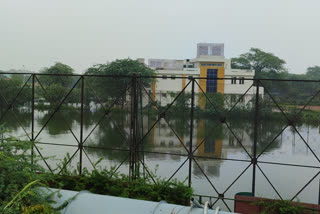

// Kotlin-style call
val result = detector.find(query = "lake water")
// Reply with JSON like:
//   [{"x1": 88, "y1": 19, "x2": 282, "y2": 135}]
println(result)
[{"x1": 2, "y1": 108, "x2": 320, "y2": 211}]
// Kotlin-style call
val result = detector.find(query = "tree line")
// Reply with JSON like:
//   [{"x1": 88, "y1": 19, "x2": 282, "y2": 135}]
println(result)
[
  {"x1": 0, "y1": 59, "x2": 154, "y2": 110},
  {"x1": 232, "y1": 48, "x2": 320, "y2": 105},
  {"x1": 1, "y1": 49, "x2": 319, "y2": 110}
]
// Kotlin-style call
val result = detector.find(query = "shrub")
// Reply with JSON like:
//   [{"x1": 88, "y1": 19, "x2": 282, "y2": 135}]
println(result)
[{"x1": 0, "y1": 131, "x2": 60, "y2": 213}]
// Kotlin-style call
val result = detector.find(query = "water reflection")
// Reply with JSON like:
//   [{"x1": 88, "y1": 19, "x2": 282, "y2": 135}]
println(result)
[
  {"x1": 0, "y1": 109, "x2": 31, "y2": 132},
  {"x1": 37, "y1": 110, "x2": 80, "y2": 135},
  {"x1": 2, "y1": 108, "x2": 320, "y2": 204},
  {"x1": 1, "y1": 109, "x2": 313, "y2": 161}
]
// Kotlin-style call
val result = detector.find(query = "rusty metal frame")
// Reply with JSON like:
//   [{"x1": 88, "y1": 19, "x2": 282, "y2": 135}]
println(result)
[
  {"x1": 2, "y1": 72, "x2": 320, "y2": 212},
  {"x1": 255, "y1": 80, "x2": 320, "y2": 202},
  {"x1": 133, "y1": 77, "x2": 193, "y2": 184}
]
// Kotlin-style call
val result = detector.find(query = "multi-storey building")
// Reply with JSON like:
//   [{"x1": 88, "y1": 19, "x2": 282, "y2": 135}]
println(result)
[
  {"x1": 136, "y1": 44, "x2": 264, "y2": 171},
  {"x1": 138, "y1": 43, "x2": 263, "y2": 107}
]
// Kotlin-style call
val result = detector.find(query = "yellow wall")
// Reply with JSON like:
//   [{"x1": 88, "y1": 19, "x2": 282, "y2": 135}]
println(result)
[
  {"x1": 196, "y1": 120, "x2": 222, "y2": 157},
  {"x1": 180, "y1": 74, "x2": 187, "y2": 147},
  {"x1": 152, "y1": 78, "x2": 156, "y2": 102},
  {"x1": 182, "y1": 74, "x2": 186, "y2": 90},
  {"x1": 196, "y1": 139, "x2": 222, "y2": 157},
  {"x1": 198, "y1": 62, "x2": 225, "y2": 108}
]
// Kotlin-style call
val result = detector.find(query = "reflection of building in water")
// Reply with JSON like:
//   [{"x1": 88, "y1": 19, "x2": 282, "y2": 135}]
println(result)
[
  {"x1": 195, "y1": 120, "x2": 253, "y2": 158},
  {"x1": 147, "y1": 118, "x2": 254, "y2": 158},
  {"x1": 195, "y1": 120, "x2": 223, "y2": 158},
  {"x1": 192, "y1": 120, "x2": 253, "y2": 177},
  {"x1": 193, "y1": 159, "x2": 222, "y2": 177},
  {"x1": 139, "y1": 43, "x2": 264, "y2": 108},
  {"x1": 147, "y1": 118, "x2": 199, "y2": 155},
  {"x1": 146, "y1": 118, "x2": 254, "y2": 177}
]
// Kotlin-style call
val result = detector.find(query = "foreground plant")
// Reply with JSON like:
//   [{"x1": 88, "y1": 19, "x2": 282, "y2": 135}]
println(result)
[
  {"x1": 0, "y1": 132, "x2": 61, "y2": 213},
  {"x1": 255, "y1": 199, "x2": 310, "y2": 214},
  {"x1": 0, "y1": 130, "x2": 193, "y2": 213},
  {"x1": 49, "y1": 162, "x2": 193, "y2": 206}
]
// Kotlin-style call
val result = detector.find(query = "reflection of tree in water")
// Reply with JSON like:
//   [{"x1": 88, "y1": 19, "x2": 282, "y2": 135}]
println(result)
[
  {"x1": 192, "y1": 118, "x2": 287, "y2": 177},
  {"x1": 5, "y1": 108, "x2": 315, "y2": 170},
  {"x1": 256, "y1": 121, "x2": 284, "y2": 154},
  {"x1": 38, "y1": 110, "x2": 80, "y2": 136},
  {"x1": 171, "y1": 116, "x2": 190, "y2": 139},
  {"x1": 143, "y1": 152, "x2": 182, "y2": 161},
  {"x1": 3, "y1": 108, "x2": 292, "y2": 154},
  {"x1": 85, "y1": 111, "x2": 131, "y2": 161},
  {"x1": 0, "y1": 74, "x2": 32, "y2": 109},
  {"x1": 226, "y1": 119, "x2": 284, "y2": 155},
  {"x1": 85, "y1": 147, "x2": 130, "y2": 163},
  {"x1": 0, "y1": 109, "x2": 31, "y2": 132},
  {"x1": 83, "y1": 110, "x2": 105, "y2": 130}
]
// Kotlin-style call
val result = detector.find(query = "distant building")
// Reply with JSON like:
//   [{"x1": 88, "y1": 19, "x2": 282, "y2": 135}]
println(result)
[{"x1": 138, "y1": 43, "x2": 263, "y2": 107}]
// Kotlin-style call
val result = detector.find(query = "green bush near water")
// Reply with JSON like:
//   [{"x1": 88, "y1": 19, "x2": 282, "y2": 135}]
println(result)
[
  {"x1": 0, "y1": 130, "x2": 193, "y2": 213},
  {"x1": 254, "y1": 199, "x2": 312, "y2": 214},
  {"x1": 0, "y1": 134, "x2": 62, "y2": 213},
  {"x1": 48, "y1": 172, "x2": 192, "y2": 206}
]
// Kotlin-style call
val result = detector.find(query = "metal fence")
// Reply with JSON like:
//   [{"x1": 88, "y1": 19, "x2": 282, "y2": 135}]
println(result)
[{"x1": 1, "y1": 72, "x2": 320, "y2": 211}]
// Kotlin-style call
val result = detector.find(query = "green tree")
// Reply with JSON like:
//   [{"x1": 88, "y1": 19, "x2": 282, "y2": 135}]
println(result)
[
  {"x1": 86, "y1": 58, "x2": 154, "y2": 85},
  {"x1": 37, "y1": 63, "x2": 77, "y2": 105},
  {"x1": 202, "y1": 93, "x2": 225, "y2": 114},
  {"x1": 38, "y1": 62, "x2": 74, "y2": 87},
  {"x1": 231, "y1": 48, "x2": 286, "y2": 78},
  {"x1": 0, "y1": 74, "x2": 31, "y2": 110},
  {"x1": 85, "y1": 59, "x2": 155, "y2": 107},
  {"x1": 306, "y1": 66, "x2": 320, "y2": 80}
]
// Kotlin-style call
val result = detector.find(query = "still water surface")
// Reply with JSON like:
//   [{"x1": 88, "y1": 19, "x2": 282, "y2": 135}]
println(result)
[{"x1": 2, "y1": 109, "x2": 320, "y2": 210}]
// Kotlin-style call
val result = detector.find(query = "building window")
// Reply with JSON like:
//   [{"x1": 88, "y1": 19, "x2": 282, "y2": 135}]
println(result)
[
  {"x1": 231, "y1": 77, "x2": 237, "y2": 84},
  {"x1": 201, "y1": 63, "x2": 223, "y2": 67},
  {"x1": 206, "y1": 69, "x2": 217, "y2": 93},
  {"x1": 239, "y1": 77, "x2": 245, "y2": 84},
  {"x1": 162, "y1": 93, "x2": 167, "y2": 98}
]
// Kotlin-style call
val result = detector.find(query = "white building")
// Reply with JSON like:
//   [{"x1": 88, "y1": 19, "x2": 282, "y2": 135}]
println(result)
[{"x1": 138, "y1": 43, "x2": 263, "y2": 108}]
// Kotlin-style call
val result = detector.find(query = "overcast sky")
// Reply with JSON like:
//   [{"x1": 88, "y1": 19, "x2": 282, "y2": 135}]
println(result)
[{"x1": 0, "y1": 0, "x2": 319, "y2": 74}]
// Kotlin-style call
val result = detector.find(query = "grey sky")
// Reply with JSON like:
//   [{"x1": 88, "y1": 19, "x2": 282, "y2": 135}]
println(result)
[{"x1": 0, "y1": 0, "x2": 319, "y2": 74}]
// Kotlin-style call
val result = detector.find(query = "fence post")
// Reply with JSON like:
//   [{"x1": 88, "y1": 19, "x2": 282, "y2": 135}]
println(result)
[
  {"x1": 130, "y1": 74, "x2": 138, "y2": 181},
  {"x1": 31, "y1": 74, "x2": 35, "y2": 165},
  {"x1": 318, "y1": 178, "x2": 320, "y2": 205},
  {"x1": 188, "y1": 78, "x2": 195, "y2": 188},
  {"x1": 139, "y1": 80, "x2": 145, "y2": 179},
  {"x1": 79, "y1": 76, "x2": 84, "y2": 175},
  {"x1": 252, "y1": 79, "x2": 260, "y2": 196}
]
